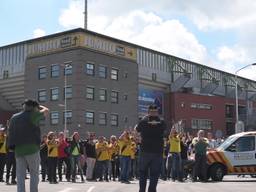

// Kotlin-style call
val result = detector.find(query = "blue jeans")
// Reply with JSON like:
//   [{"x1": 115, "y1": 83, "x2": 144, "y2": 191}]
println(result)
[
  {"x1": 70, "y1": 155, "x2": 84, "y2": 181},
  {"x1": 120, "y1": 156, "x2": 131, "y2": 182},
  {"x1": 16, "y1": 151, "x2": 40, "y2": 192},
  {"x1": 171, "y1": 153, "x2": 181, "y2": 180},
  {"x1": 139, "y1": 152, "x2": 162, "y2": 192},
  {"x1": 160, "y1": 158, "x2": 167, "y2": 179}
]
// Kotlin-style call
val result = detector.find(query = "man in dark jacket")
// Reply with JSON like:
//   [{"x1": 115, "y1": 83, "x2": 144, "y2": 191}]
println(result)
[
  {"x1": 135, "y1": 105, "x2": 167, "y2": 192},
  {"x1": 7, "y1": 99, "x2": 49, "y2": 192}
]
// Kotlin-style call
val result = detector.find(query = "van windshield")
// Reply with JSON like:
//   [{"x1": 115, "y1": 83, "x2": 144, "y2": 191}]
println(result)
[{"x1": 217, "y1": 135, "x2": 237, "y2": 151}]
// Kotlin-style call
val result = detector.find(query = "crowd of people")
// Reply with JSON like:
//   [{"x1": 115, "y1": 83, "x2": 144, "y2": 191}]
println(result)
[
  {"x1": 0, "y1": 122, "x2": 224, "y2": 185},
  {"x1": 0, "y1": 100, "x2": 225, "y2": 192}
]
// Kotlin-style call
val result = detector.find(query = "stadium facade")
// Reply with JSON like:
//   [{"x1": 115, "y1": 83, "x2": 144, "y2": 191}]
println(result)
[{"x1": 0, "y1": 28, "x2": 256, "y2": 137}]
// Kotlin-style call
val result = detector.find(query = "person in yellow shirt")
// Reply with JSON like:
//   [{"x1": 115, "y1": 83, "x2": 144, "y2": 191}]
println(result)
[
  {"x1": 0, "y1": 127, "x2": 7, "y2": 182},
  {"x1": 118, "y1": 131, "x2": 132, "y2": 183},
  {"x1": 47, "y1": 132, "x2": 59, "y2": 184},
  {"x1": 129, "y1": 137, "x2": 137, "y2": 180},
  {"x1": 168, "y1": 128, "x2": 182, "y2": 182},
  {"x1": 108, "y1": 135, "x2": 119, "y2": 181},
  {"x1": 95, "y1": 136, "x2": 110, "y2": 181}
]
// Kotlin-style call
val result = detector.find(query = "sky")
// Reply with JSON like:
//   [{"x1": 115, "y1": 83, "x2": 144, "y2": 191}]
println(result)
[{"x1": 1, "y1": 0, "x2": 256, "y2": 80}]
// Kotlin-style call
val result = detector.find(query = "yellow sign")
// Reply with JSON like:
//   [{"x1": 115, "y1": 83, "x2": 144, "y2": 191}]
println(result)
[
  {"x1": 83, "y1": 34, "x2": 136, "y2": 60},
  {"x1": 27, "y1": 32, "x2": 137, "y2": 61}
]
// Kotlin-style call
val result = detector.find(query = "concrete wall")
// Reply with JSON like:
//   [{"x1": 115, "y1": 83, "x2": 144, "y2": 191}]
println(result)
[{"x1": 25, "y1": 48, "x2": 138, "y2": 138}]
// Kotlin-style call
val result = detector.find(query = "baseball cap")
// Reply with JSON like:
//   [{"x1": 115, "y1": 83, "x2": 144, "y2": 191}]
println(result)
[{"x1": 22, "y1": 99, "x2": 39, "y2": 108}]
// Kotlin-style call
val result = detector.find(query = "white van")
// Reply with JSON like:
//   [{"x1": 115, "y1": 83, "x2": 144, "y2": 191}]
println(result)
[{"x1": 207, "y1": 131, "x2": 256, "y2": 181}]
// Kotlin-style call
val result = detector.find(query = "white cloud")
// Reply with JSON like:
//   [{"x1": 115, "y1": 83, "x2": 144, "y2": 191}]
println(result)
[
  {"x1": 59, "y1": 0, "x2": 84, "y2": 28},
  {"x1": 33, "y1": 28, "x2": 46, "y2": 38},
  {"x1": 87, "y1": 0, "x2": 256, "y2": 31},
  {"x1": 59, "y1": 1, "x2": 207, "y2": 64},
  {"x1": 215, "y1": 45, "x2": 256, "y2": 80},
  {"x1": 58, "y1": 0, "x2": 256, "y2": 80}
]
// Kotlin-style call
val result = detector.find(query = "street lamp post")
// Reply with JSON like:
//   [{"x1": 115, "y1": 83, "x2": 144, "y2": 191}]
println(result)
[
  {"x1": 235, "y1": 63, "x2": 256, "y2": 133},
  {"x1": 63, "y1": 63, "x2": 72, "y2": 137}
]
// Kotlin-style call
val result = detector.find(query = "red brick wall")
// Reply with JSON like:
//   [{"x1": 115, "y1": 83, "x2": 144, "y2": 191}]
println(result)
[
  {"x1": 0, "y1": 111, "x2": 14, "y2": 127},
  {"x1": 169, "y1": 92, "x2": 250, "y2": 137}
]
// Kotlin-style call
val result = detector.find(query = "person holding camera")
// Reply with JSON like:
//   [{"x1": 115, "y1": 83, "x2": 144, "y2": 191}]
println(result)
[
  {"x1": 7, "y1": 99, "x2": 49, "y2": 192},
  {"x1": 135, "y1": 104, "x2": 167, "y2": 192}
]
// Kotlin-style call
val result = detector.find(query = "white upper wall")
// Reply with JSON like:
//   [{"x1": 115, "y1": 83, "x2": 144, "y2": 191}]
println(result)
[{"x1": 0, "y1": 43, "x2": 27, "y2": 78}]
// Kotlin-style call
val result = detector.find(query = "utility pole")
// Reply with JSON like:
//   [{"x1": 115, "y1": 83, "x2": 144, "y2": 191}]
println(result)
[{"x1": 84, "y1": 0, "x2": 87, "y2": 29}]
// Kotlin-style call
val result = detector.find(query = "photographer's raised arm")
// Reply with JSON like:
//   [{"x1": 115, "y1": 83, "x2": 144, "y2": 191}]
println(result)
[{"x1": 39, "y1": 105, "x2": 49, "y2": 117}]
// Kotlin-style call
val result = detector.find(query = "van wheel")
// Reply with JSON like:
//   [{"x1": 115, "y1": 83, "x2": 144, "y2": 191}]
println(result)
[{"x1": 210, "y1": 164, "x2": 224, "y2": 181}]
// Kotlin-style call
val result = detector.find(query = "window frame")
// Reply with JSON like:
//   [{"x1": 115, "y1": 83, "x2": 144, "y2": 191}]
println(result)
[
  {"x1": 63, "y1": 110, "x2": 72, "y2": 124},
  {"x1": 85, "y1": 63, "x2": 95, "y2": 76},
  {"x1": 99, "y1": 112, "x2": 107, "y2": 125},
  {"x1": 111, "y1": 68, "x2": 118, "y2": 80},
  {"x1": 37, "y1": 89, "x2": 47, "y2": 102},
  {"x1": 64, "y1": 86, "x2": 72, "y2": 99},
  {"x1": 110, "y1": 114, "x2": 118, "y2": 126},
  {"x1": 50, "y1": 87, "x2": 59, "y2": 101},
  {"x1": 99, "y1": 88, "x2": 107, "y2": 102},
  {"x1": 111, "y1": 90, "x2": 119, "y2": 104},
  {"x1": 99, "y1": 65, "x2": 107, "y2": 79},
  {"x1": 85, "y1": 111, "x2": 94, "y2": 124},
  {"x1": 38, "y1": 66, "x2": 47, "y2": 79},
  {"x1": 51, "y1": 64, "x2": 60, "y2": 78},
  {"x1": 64, "y1": 63, "x2": 72, "y2": 76},
  {"x1": 86, "y1": 86, "x2": 94, "y2": 100},
  {"x1": 50, "y1": 111, "x2": 59, "y2": 125}
]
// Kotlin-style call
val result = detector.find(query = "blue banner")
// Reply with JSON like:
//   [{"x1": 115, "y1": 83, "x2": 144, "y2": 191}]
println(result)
[{"x1": 138, "y1": 88, "x2": 164, "y2": 115}]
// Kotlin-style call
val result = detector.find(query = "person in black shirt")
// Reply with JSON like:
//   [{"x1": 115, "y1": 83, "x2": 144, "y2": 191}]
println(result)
[
  {"x1": 84, "y1": 132, "x2": 97, "y2": 181},
  {"x1": 135, "y1": 105, "x2": 167, "y2": 192},
  {"x1": 180, "y1": 135, "x2": 188, "y2": 180}
]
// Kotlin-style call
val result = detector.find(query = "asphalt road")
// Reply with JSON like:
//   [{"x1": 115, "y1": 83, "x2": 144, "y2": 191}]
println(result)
[{"x1": 0, "y1": 176, "x2": 255, "y2": 192}]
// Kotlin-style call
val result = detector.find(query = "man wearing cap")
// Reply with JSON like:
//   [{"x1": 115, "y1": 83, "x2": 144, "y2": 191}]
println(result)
[
  {"x1": 7, "y1": 99, "x2": 49, "y2": 192},
  {"x1": 135, "y1": 104, "x2": 167, "y2": 192}
]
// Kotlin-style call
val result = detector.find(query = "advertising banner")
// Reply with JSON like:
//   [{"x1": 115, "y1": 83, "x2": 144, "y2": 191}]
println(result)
[{"x1": 138, "y1": 88, "x2": 164, "y2": 116}]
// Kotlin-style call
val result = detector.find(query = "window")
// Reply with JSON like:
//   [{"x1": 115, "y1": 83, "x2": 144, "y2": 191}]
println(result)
[
  {"x1": 111, "y1": 114, "x2": 118, "y2": 126},
  {"x1": 111, "y1": 91, "x2": 118, "y2": 103},
  {"x1": 86, "y1": 87, "x2": 94, "y2": 100},
  {"x1": 111, "y1": 68, "x2": 118, "y2": 80},
  {"x1": 99, "y1": 112, "x2": 107, "y2": 125},
  {"x1": 86, "y1": 63, "x2": 95, "y2": 76},
  {"x1": 192, "y1": 119, "x2": 212, "y2": 130},
  {"x1": 38, "y1": 90, "x2": 47, "y2": 102},
  {"x1": 64, "y1": 111, "x2": 72, "y2": 124},
  {"x1": 38, "y1": 67, "x2": 47, "y2": 79},
  {"x1": 85, "y1": 111, "x2": 94, "y2": 124},
  {"x1": 99, "y1": 88, "x2": 107, "y2": 101},
  {"x1": 51, "y1": 112, "x2": 59, "y2": 125},
  {"x1": 64, "y1": 64, "x2": 72, "y2": 75},
  {"x1": 64, "y1": 86, "x2": 72, "y2": 99},
  {"x1": 225, "y1": 105, "x2": 234, "y2": 118},
  {"x1": 124, "y1": 94, "x2": 128, "y2": 101},
  {"x1": 124, "y1": 72, "x2": 128, "y2": 78},
  {"x1": 99, "y1": 66, "x2": 107, "y2": 78},
  {"x1": 230, "y1": 136, "x2": 255, "y2": 152},
  {"x1": 51, "y1": 88, "x2": 59, "y2": 101},
  {"x1": 3, "y1": 70, "x2": 9, "y2": 79},
  {"x1": 51, "y1": 64, "x2": 60, "y2": 77}
]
